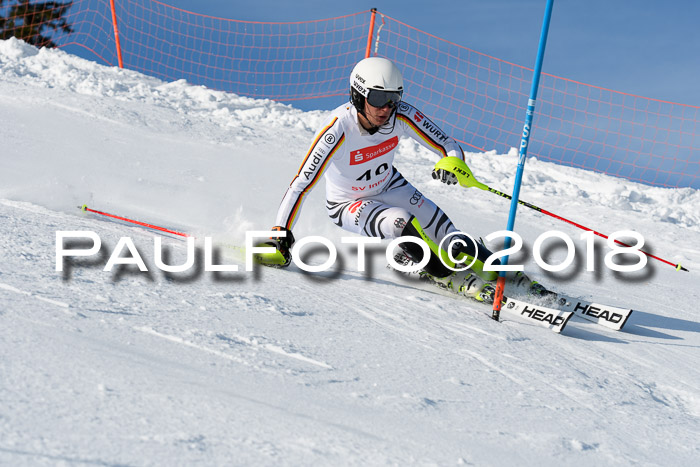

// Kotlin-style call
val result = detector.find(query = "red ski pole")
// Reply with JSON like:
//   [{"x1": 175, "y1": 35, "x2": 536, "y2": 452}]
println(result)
[
  {"x1": 433, "y1": 157, "x2": 688, "y2": 272},
  {"x1": 78, "y1": 205, "x2": 190, "y2": 238},
  {"x1": 479, "y1": 185, "x2": 688, "y2": 272}
]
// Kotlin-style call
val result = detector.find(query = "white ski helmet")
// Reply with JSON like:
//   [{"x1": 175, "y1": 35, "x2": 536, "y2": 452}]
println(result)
[{"x1": 350, "y1": 57, "x2": 404, "y2": 110}]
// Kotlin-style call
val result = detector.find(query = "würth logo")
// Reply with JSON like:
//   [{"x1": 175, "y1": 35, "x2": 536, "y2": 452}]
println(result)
[
  {"x1": 414, "y1": 111, "x2": 424, "y2": 123},
  {"x1": 350, "y1": 136, "x2": 399, "y2": 165},
  {"x1": 348, "y1": 200, "x2": 364, "y2": 213}
]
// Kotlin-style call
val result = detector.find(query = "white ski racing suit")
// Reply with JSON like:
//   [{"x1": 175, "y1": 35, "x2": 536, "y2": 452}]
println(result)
[{"x1": 274, "y1": 101, "x2": 467, "y2": 245}]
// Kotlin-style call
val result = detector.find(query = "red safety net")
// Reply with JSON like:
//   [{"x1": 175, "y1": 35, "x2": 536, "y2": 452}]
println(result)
[
  {"x1": 376, "y1": 14, "x2": 700, "y2": 189},
  {"x1": 2, "y1": 1, "x2": 698, "y2": 188}
]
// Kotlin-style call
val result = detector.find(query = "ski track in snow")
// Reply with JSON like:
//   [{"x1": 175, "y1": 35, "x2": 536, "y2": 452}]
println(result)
[{"x1": 1, "y1": 37, "x2": 700, "y2": 465}]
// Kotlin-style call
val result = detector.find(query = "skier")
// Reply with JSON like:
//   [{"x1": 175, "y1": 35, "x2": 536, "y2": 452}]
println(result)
[{"x1": 259, "y1": 57, "x2": 538, "y2": 302}]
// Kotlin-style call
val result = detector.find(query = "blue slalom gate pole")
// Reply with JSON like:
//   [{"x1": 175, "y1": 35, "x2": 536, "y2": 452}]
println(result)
[{"x1": 492, "y1": 0, "x2": 555, "y2": 321}]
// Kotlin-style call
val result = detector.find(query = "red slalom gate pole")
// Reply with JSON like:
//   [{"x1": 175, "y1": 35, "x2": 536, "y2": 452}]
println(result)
[{"x1": 78, "y1": 205, "x2": 190, "y2": 238}]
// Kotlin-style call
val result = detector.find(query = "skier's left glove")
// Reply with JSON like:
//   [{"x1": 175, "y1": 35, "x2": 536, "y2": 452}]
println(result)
[
  {"x1": 432, "y1": 168, "x2": 458, "y2": 185},
  {"x1": 256, "y1": 226, "x2": 295, "y2": 267}
]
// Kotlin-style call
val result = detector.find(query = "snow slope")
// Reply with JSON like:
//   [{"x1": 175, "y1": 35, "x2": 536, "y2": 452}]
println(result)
[{"x1": 1, "y1": 37, "x2": 699, "y2": 466}]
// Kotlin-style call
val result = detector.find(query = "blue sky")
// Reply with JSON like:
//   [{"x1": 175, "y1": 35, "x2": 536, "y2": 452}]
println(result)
[{"x1": 163, "y1": 0, "x2": 700, "y2": 109}]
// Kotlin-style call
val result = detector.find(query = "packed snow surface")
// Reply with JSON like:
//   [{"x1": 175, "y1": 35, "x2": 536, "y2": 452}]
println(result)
[{"x1": 1, "y1": 37, "x2": 699, "y2": 465}]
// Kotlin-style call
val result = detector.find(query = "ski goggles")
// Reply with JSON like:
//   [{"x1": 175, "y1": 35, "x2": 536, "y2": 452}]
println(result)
[{"x1": 366, "y1": 89, "x2": 403, "y2": 108}]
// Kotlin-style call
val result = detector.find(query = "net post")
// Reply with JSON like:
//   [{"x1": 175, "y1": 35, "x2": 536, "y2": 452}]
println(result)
[
  {"x1": 109, "y1": 0, "x2": 124, "y2": 68},
  {"x1": 365, "y1": 8, "x2": 377, "y2": 58}
]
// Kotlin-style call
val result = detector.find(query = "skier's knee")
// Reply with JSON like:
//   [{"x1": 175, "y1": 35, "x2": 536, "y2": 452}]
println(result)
[{"x1": 383, "y1": 207, "x2": 414, "y2": 238}]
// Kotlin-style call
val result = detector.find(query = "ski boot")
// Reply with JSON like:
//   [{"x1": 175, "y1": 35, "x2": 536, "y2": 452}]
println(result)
[
  {"x1": 390, "y1": 249, "x2": 496, "y2": 303},
  {"x1": 509, "y1": 271, "x2": 554, "y2": 298},
  {"x1": 428, "y1": 269, "x2": 497, "y2": 303}
]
